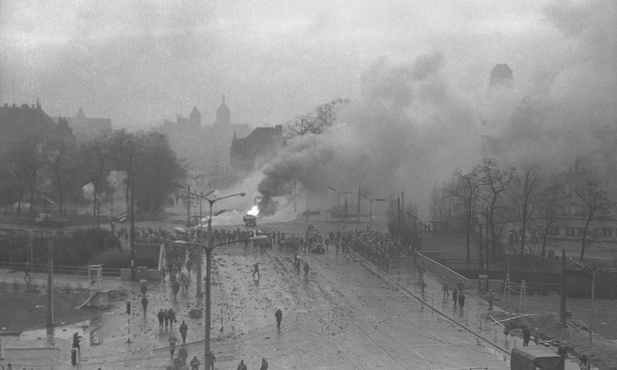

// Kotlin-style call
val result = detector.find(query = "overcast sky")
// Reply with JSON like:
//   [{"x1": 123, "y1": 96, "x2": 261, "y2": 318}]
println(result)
[{"x1": 0, "y1": 0, "x2": 612, "y2": 129}]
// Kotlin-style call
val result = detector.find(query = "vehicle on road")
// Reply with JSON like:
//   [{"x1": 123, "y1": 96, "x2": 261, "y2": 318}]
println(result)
[{"x1": 306, "y1": 225, "x2": 325, "y2": 253}]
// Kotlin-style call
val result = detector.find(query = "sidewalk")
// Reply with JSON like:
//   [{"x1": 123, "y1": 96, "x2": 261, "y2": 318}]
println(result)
[{"x1": 354, "y1": 253, "x2": 585, "y2": 370}]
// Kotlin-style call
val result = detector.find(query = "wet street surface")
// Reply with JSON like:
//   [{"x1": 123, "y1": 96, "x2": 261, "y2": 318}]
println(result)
[{"x1": 2, "y1": 240, "x2": 516, "y2": 369}]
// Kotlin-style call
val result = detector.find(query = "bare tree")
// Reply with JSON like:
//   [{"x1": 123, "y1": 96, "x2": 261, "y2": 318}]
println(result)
[
  {"x1": 575, "y1": 180, "x2": 614, "y2": 261},
  {"x1": 7, "y1": 135, "x2": 47, "y2": 216},
  {"x1": 514, "y1": 163, "x2": 542, "y2": 257},
  {"x1": 46, "y1": 138, "x2": 79, "y2": 215},
  {"x1": 478, "y1": 158, "x2": 516, "y2": 259},
  {"x1": 286, "y1": 98, "x2": 348, "y2": 139},
  {"x1": 536, "y1": 183, "x2": 568, "y2": 258},
  {"x1": 448, "y1": 166, "x2": 485, "y2": 260}
]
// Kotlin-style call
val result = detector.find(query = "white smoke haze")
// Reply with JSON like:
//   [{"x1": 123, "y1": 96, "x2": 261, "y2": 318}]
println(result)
[
  {"x1": 484, "y1": 0, "x2": 616, "y2": 171},
  {"x1": 255, "y1": 0, "x2": 616, "y2": 218},
  {"x1": 257, "y1": 51, "x2": 483, "y2": 217}
]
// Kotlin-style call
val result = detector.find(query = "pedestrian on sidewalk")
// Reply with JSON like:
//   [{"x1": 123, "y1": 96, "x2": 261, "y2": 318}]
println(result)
[
  {"x1": 303, "y1": 262, "x2": 310, "y2": 281},
  {"x1": 533, "y1": 327, "x2": 540, "y2": 345},
  {"x1": 158, "y1": 309, "x2": 165, "y2": 329},
  {"x1": 24, "y1": 262, "x2": 31, "y2": 280},
  {"x1": 442, "y1": 282, "x2": 449, "y2": 299},
  {"x1": 252, "y1": 263, "x2": 260, "y2": 280},
  {"x1": 173, "y1": 356, "x2": 183, "y2": 370},
  {"x1": 458, "y1": 291, "x2": 465, "y2": 309},
  {"x1": 237, "y1": 359, "x2": 247, "y2": 370},
  {"x1": 169, "y1": 309, "x2": 177, "y2": 330},
  {"x1": 260, "y1": 357, "x2": 269, "y2": 370},
  {"x1": 488, "y1": 290, "x2": 494, "y2": 310},
  {"x1": 522, "y1": 326, "x2": 531, "y2": 346},
  {"x1": 179, "y1": 320, "x2": 188, "y2": 344},
  {"x1": 173, "y1": 280, "x2": 180, "y2": 300},
  {"x1": 189, "y1": 355, "x2": 200, "y2": 370},
  {"x1": 164, "y1": 309, "x2": 170, "y2": 330},
  {"x1": 169, "y1": 333, "x2": 178, "y2": 359},
  {"x1": 141, "y1": 296, "x2": 149, "y2": 314},
  {"x1": 178, "y1": 346, "x2": 188, "y2": 365},
  {"x1": 452, "y1": 287, "x2": 458, "y2": 307},
  {"x1": 208, "y1": 353, "x2": 216, "y2": 370},
  {"x1": 275, "y1": 308, "x2": 283, "y2": 330}
]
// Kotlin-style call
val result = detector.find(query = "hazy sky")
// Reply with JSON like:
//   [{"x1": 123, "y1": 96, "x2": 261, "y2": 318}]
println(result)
[{"x1": 0, "y1": 0, "x2": 579, "y2": 129}]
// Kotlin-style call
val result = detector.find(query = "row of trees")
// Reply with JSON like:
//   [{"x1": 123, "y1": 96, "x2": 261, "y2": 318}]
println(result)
[
  {"x1": 0, "y1": 129, "x2": 185, "y2": 218},
  {"x1": 431, "y1": 158, "x2": 614, "y2": 261}
]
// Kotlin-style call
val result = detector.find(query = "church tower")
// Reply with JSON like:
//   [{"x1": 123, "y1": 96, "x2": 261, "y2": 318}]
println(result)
[
  {"x1": 189, "y1": 107, "x2": 201, "y2": 127},
  {"x1": 215, "y1": 95, "x2": 231, "y2": 127}
]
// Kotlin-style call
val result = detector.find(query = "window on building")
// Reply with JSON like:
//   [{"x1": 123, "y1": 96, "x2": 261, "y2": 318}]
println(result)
[
  {"x1": 603, "y1": 228, "x2": 613, "y2": 237},
  {"x1": 577, "y1": 227, "x2": 584, "y2": 236}
]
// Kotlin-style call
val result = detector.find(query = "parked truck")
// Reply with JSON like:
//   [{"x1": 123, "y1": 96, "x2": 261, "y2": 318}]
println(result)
[{"x1": 510, "y1": 347, "x2": 564, "y2": 370}]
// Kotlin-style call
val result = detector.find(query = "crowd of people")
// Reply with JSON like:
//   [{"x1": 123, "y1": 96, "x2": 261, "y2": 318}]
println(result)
[{"x1": 340, "y1": 229, "x2": 401, "y2": 269}]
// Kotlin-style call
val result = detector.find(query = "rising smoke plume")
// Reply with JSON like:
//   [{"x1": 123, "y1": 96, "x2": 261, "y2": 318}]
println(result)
[{"x1": 257, "y1": 0, "x2": 616, "y2": 217}]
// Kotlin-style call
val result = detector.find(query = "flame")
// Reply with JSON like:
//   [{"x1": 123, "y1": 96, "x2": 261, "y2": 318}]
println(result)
[{"x1": 247, "y1": 205, "x2": 259, "y2": 216}]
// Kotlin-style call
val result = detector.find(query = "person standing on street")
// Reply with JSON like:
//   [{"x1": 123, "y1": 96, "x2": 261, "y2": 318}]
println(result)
[
  {"x1": 533, "y1": 327, "x2": 540, "y2": 345},
  {"x1": 275, "y1": 308, "x2": 283, "y2": 330},
  {"x1": 169, "y1": 333, "x2": 178, "y2": 359},
  {"x1": 168, "y1": 308, "x2": 177, "y2": 330},
  {"x1": 178, "y1": 346, "x2": 188, "y2": 366},
  {"x1": 458, "y1": 291, "x2": 465, "y2": 309},
  {"x1": 488, "y1": 290, "x2": 494, "y2": 310},
  {"x1": 189, "y1": 355, "x2": 200, "y2": 370},
  {"x1": 164, "y1": 309, "x2": 170, "y2": 330},
  {"x1": 158, "y1": 309, "x2": 165, "y2": 329},
  {"x1": 179, "y1": 320, "x2": 189, "y2": 344},
  {"x1": 452, "y1": 287, "x2": 458, "y2": 307},
  {"x1": 173, "y1": 280, "x2": 180, "y2": 300},
  {"x1": 442, "y1": 282, "x2": 449, "y2": 299},
  {"x1": 522, "y1": 326, "x2": 531, "y2": 346},
  {"x1": 141, "y1": 296, "x2": 149, "y2": 314},
  {"x1": 260, "y1": 357, "x2": 269, "y2": 370},
  {"x1": 303, "y1": 262, "x2": 310, "y2": 281},
  {"x1": 252, "y1": 263, "x2": 260, "y2": 280},
  {"x1": 237, "y1": 359, "x2": 247, "y2": 370}
]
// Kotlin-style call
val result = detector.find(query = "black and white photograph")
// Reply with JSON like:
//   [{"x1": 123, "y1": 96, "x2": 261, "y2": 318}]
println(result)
[{"x1": 0, "y1": 1, "x2": 615, "y2": 369}]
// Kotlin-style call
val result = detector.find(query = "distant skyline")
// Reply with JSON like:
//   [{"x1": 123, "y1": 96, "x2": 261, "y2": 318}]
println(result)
[{"x1": 0, "y1": 0, "x2": 614, "y2": 130}]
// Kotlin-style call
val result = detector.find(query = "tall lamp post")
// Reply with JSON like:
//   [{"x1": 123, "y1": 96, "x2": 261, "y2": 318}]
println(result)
[
  {"x1": 173, "y1": 233, "x2": 267, "y2": 370},
  {"x1": 570, "y1": 258, "x2": 617, "y2": 352},
  {"x1": 182, "y1": 191, "x2": 244, "y2": 298},
  {"x1": 359, "y1": 193, "x2": 386, "y2": 230}
]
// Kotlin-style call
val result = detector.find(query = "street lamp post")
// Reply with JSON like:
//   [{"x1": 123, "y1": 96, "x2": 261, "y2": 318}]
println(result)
[
  {"x1": 173, "y1": 234, "x2": 266, "y2": 370},
  {"x1": 359, "y1": 193, "x2": 386, "y2": 231},
  {"x1": 570, "y1": 258, "x2": 617, "y2": 352},
  {"x1": 179, "y1": 189, "x2": 221, "y2": 298}
]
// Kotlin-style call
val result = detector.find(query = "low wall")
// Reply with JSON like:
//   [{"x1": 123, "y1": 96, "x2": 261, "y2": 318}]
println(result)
[{"x1": 418, "y1": 252, "x2": 470, "y2": 290}]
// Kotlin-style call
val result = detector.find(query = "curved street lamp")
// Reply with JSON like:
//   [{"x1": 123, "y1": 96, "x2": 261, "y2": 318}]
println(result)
[
  {"x1": 173, "y1": 234, "x2": 267, "y2": 370},
  {"x1": 359, "y1": 192, "x2": 386, "y2": 230},
  {"x1": 179, "y1": 191, "x2": 245, "y2": 298},
  {"x1": 570, "y1": 257, "x2": 617, "y2": 352}
]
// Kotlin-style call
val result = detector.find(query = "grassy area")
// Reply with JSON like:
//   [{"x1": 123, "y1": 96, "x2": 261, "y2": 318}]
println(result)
[
  {"x1": 0, "y1": 290, "x2": 110, "y2": 332},
  {"x1": 422, "y1": 233, "x2": 617, "y2": 370}
]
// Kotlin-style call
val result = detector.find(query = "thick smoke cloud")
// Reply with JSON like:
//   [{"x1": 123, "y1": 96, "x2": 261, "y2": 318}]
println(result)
[
  {"x1": 485, "y1": 0, "x2": 617, "y2": 170},
  {"x1": 257, "y1": 0, "x2": 616, "y2": 217},
  {"x1": 257, "y1": 51, "x2": 481, "y2": 215}
]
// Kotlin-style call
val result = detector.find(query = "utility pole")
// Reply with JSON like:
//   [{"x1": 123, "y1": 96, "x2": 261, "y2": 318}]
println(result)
[
  {"x1": 560, "y1": 249, "x2": 567, "y2": 326},
  {"x1": 186, "y1": 185, "x2": 191, "y2": 227},
  {"x1": 130, "y1": 143, "x2": 135, "y2": 281},
  {"x1": 397, "y1": 197, "x2": 401, "y2": 241},
  {"x1": 46, "y1": 238, "x2": 54, "y2": 327},
  {"x1": 357, "y1": 182, "x2": 361, "y2": 222},
  {"x1": 478, "y1": 219, "x2": 483, "y2": 292}
]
